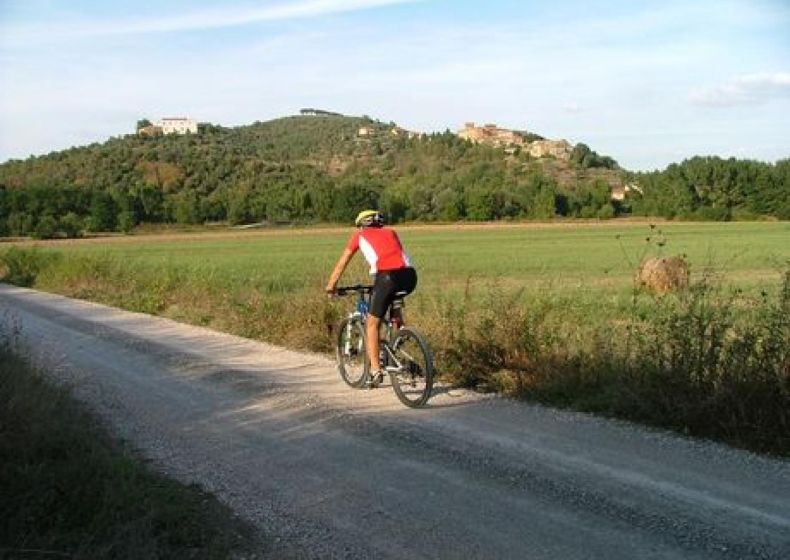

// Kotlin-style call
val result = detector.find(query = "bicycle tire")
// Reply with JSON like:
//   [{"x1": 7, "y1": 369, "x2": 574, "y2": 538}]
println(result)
[
  {"x1": 388, "y1": 326, "x2": 434, "y2": 408},
  {"x1": 336, "y1": 317, "x2": 368, "y2": 388}
]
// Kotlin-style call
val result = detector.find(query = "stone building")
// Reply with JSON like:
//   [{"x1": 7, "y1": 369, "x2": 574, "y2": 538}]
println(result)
[
  {"x1": 457, "y1": 122, "x2": 529, "y2": 147},
  {"x1": 526, "y1": 139, "x2": 573, "y2": 159},
  {"x1": 155, "y1": 117, "x2": 198, "y2": 135}
]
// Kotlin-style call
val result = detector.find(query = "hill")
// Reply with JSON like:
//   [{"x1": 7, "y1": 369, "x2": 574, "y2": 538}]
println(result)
[{"x1": 0, "y1": 113, "x2": 787, "y2": 237}]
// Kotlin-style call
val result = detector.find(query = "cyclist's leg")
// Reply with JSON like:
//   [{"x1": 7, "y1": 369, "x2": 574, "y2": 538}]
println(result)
[
  {"x1": 368, "y1": 272, "x2": 397, "y2": 374},
  {"x1": 366, "y1": 314, "x2": 382, "y2": 371}
]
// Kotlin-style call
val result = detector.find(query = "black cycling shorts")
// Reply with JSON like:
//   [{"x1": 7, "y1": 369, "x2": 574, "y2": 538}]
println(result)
[{"x1": 369, "y1": 267, "x2": 417, "y2": 319}]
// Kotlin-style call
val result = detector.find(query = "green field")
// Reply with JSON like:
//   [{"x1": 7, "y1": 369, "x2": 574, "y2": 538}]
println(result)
[
  {"x1": 30, "y1": 220, "x2": 790, "y2": 294},
  {"x1": 8, "y1": 220, "x2": 789, "y2": 347},
  {"x1": 2, "y1": 220, "x2": 789, "y2": 454}
]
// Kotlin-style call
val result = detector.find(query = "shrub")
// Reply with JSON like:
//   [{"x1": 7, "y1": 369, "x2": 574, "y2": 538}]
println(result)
[
  {"x1": 0, "y1": 247, "x2": 61, "y2": 287},
  {"x1": 596, "y1": 204, "x2": 615, "y2": 219},
  {"x1": 427, "y1": 269, "x2": 790, "y2": 455},
  {"x1": 694, "y1": 206, "x2": 730, "y2": 221},
  {"x1": 117, "y1": 211, "x2": 137, "y2": 234},
  {"x1": 32, "y1": 215, "x2": 58, "y2": 239},
  {"x1": 59, "y1": 212, "x2": 84, "y2": 238},
  {"x1": 6, "y1": 212, "x2": 35, "y2": 236}
]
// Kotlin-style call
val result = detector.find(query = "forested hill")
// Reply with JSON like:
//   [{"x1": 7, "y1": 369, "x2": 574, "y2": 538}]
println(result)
[{"x1": 0, "y1": 113, "x2": 787, "y2": 237}]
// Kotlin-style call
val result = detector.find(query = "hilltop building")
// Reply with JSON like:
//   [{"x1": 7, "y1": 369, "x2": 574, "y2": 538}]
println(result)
[
  {"x1": 390, "y1": 126, "x2": 423, "y2": 139},
  {"x1": 137, "y1": 117, "x2": 198, "y2": 136},
  {"x1": 458, "y1": 122, "x2": 576, "y2": 161},
  {"x1": 137, "y1": 124, "x2": 163, "y2": 137},
  {"x1": 610, "y1": 183, "x2": 644, "y2": 201},
  {"x1": 526, "y1": 139, "x2": 573, "y2": 159},
  {"x1": 458, "y1": 122, "x2": 528, "y2": 147},
  {"x1": 156, "y1": 117, "x2": 198, "y2": 135},
  {"x1": 357, "y1": 124, "x2": 422, "y2": 139}
]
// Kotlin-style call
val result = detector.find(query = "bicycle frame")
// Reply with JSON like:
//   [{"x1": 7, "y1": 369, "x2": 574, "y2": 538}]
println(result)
[
  {"x1": 335, "y1": 284, "x2": 434, "y2": 407},
  {"x1": 337, "y1": 284, "x2": 406, "y2": 364}
]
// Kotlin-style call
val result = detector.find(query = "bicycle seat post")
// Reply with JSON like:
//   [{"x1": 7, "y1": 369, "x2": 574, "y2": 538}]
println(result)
[{"x1": 389, "y1": 298, "x2": 404, "y2": 330}]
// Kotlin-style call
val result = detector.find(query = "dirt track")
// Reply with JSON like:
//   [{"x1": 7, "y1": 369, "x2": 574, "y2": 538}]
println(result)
[{"x1": 1, "y1": 284, "x2": 788, "y2": 559}]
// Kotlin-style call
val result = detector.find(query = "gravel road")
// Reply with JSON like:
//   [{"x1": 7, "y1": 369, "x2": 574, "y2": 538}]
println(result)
[{"x1": 1, "y1": 284, "x2": 788, "y2": 559}]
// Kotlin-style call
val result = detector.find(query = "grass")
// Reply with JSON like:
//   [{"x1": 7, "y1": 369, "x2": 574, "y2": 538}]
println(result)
[
  {"x1": 0, "y1": 337, "x2": 263, "y2": 560},
  {"x1": 2, "y1": 220, "x2": 789, "y2": 455}
]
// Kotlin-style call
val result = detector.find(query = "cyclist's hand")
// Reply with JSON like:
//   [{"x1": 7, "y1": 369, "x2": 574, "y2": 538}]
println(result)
[{"x1": 325, "y1": 286, "x2": 337, "y2": 299}]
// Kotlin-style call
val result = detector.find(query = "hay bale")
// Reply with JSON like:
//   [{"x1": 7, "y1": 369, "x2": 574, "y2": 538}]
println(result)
[{"x1": 637, "y1": 256, "x2": 689, "y2": 293}]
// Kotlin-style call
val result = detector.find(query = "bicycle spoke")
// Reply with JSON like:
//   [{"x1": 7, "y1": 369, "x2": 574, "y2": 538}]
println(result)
[
  {"x1": 336, "y1": 317, "x2": 367, "y2": 388},
  {"x1": 388, "y1": 327, "x2": 433, "y2": 407}
]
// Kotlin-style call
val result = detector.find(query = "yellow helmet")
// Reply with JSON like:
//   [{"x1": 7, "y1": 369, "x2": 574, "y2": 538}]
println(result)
[{"x1": 354, "y1": 209, "x2": 384, "y2": 227}]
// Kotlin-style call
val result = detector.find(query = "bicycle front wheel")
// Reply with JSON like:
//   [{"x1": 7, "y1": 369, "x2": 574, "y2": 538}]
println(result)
[
  {"x1": 336, "y1": 317, "x2": 368, "y2": 388},
  {"x1": 388, "y1": 326, "x2": 434, "y2": 408}
]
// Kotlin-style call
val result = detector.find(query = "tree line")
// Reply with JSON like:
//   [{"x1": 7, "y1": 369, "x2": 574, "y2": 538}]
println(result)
[
  {"x1": 0, "y1": 115, "x2": 786, "y2": 238},
  {"x1": 630, "y1": 156, "x2": 790, "y2": 220}
]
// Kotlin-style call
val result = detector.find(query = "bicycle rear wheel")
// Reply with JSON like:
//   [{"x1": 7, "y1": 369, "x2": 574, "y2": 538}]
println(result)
[
  {"x1": 336, "y1": 317, "x2": 368, "y2": 388},
  {"x1": 388, "y1": 326, "x2": 434, "y2": 408}
]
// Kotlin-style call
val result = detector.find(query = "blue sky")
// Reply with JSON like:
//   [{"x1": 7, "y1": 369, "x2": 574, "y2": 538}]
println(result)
[{"x1": 1, "y1": 0, "x2": 788, "y2": 170}]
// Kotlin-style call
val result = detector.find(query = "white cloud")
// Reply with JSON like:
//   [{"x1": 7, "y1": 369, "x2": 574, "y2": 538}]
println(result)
[
  {"x1": 690, "y1": 72, "x2": 790, "y2": 107},
  {"x1": 0, "y1": 0, "x2": 420, "y2": 45},
  {"x1": 1, "y1": 0, "x2": 789, "y2": 169}
]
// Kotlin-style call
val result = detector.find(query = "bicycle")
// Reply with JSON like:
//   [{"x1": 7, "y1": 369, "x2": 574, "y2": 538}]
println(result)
[{"x1": 334, "y1": 284, "x2": 434, "y2": 408}]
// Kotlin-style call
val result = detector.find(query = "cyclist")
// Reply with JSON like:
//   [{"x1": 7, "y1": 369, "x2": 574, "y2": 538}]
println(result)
[{"x1": 326, "y1": 210, "x2": 417, "y2": 387}]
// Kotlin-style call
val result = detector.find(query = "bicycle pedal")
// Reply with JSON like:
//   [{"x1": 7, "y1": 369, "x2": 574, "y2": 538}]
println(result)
[{"x1": 365, "y1": 371, "x2": 384, "y2": 389}]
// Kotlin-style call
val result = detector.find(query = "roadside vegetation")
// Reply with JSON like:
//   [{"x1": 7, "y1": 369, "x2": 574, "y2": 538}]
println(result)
[
  {"x1": 1, "y1": 222, "x2": 788, "y2": 455},
  {"x1": 0, "y1": 335, "x2": 262, "y2": 559}
]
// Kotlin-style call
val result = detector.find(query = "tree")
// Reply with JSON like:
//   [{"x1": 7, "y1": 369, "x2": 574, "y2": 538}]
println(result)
[
  {"x1": 59, "y1": 212, "x2": 84, "y2": 238},
  {"x1": 7, "y1": 212, "x2": 35, "y2": 236},
  {"x1": 173, "y1": 191, "x2": 201, "y2": 224},
  {"x1": 88, "y1": 191, "x2": 117, "y2": 231},
  {"x1": 117, "y1": 211, "x2": 136, "y2": 233},
  {"x1": 32, "y1": 215, "x2": 58, "y2": 239},
  {"x1": 465, "y1": 185, "x2": 495, "y2": 221},
  {"x1": 571, "y1": 143, "x2": 591, "y2": 167},
  {"x1": 532, "y1": 184, "x2": 557, "y2": 219},
  {"x1": 136, "y1": 118, "x2": 152, "y2": 130}
]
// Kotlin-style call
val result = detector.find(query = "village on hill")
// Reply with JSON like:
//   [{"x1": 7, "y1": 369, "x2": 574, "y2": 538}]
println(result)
[{"x1": 136, "y1": 111, "x2": 587, "y2": 166}]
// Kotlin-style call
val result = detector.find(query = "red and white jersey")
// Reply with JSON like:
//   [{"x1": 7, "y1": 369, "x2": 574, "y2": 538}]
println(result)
[{"x1": 346, "y1": 226, "x2": 412, "y2": 274}]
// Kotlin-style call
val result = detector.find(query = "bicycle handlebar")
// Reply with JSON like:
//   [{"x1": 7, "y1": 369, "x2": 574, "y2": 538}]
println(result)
[{"x1": 335, "y1": 284, "x2": 374, "y2": 296}]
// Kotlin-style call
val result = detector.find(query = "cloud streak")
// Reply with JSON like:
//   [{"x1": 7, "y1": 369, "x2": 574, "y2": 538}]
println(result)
[
  {"x1": 690, "y1": 72, "x2": 790, "y2": 107},
  {"x1": 2, "y1": 0, "x2": 788, "y2": 169},
  {"x1": 1, "y1": 0, "x2": 420, "y2": 46}
]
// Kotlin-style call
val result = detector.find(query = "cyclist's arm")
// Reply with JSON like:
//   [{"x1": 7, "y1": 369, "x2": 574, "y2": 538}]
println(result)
[{"x1": 326, "y1": 248, "x2": 355, "y2": 293}]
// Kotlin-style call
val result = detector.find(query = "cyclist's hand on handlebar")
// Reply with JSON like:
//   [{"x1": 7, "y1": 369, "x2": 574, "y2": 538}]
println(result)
[{"x1": 325, "y1": 286, "x2": 337, "y2": 299}]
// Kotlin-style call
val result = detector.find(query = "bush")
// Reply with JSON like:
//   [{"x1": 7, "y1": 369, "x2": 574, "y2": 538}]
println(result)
[
  {"x1": 6, "y1": 212, "x2": 35, "y2": 236},
  {"x1": 117, "y1": 211, "x2": 137, "y2": 234},
  {"x1": 32, "y1": 215, "x2": 59, "y2": 239},
  {"x1": 428, "y1": 270, "x2": 790, "y2": 455},
  {"x1": 730, "y1": 208, "x2": 761, "y2": 221},
  {"x1": 596, "y1": 204, "x2": 615, "y2": 219},
  {"x1": 694, "y1": 206, "x2": 730, "y2": 221},
  {"x1": 0, "y1": 247, "x2": 61, "y2": 287},
  {"x1": 59, "y1": 212, "x2": 84, "y2": 238}
]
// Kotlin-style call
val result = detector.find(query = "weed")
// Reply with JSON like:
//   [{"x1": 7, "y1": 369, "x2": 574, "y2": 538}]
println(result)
[
  {"x1": 0, "y1": 341, "x2": 263, "y2": 559},
  {"x1": 0, "y1": 247, "x2": 62, "y2": 287}
]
